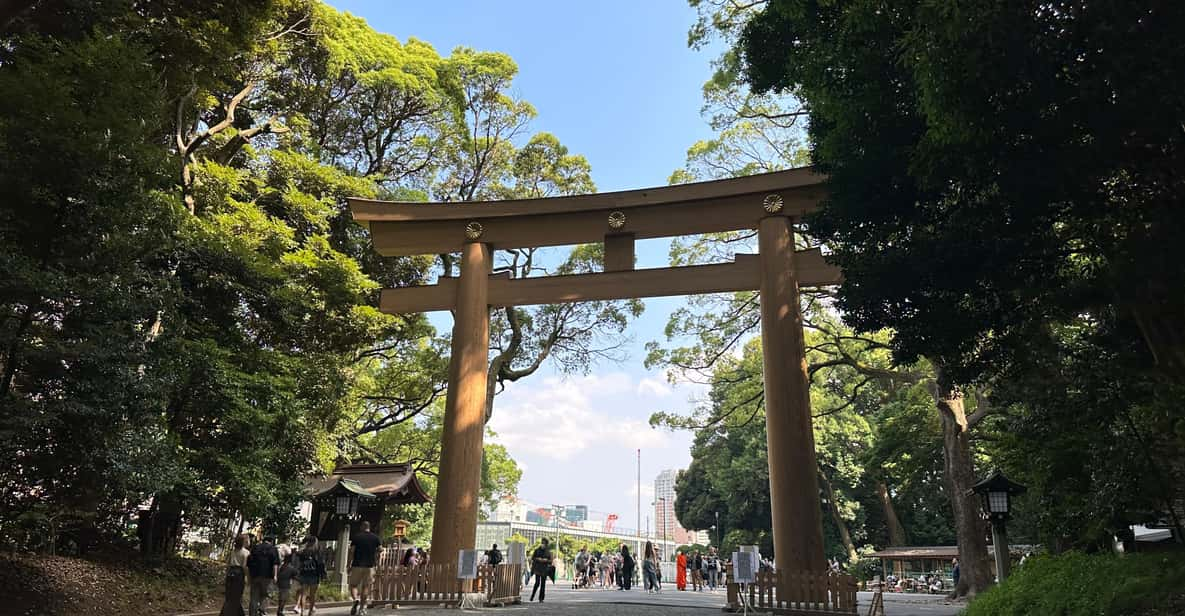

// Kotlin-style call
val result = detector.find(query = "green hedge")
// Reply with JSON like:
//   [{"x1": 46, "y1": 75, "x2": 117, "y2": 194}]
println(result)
[{"x1": 963, "y1": 551, "x2": 1185, "y2": 616}]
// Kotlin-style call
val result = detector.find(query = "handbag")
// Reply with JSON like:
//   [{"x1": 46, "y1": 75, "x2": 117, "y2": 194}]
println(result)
[{"x1": 548, "y1": 565, "x2": 556, "y2": 582}]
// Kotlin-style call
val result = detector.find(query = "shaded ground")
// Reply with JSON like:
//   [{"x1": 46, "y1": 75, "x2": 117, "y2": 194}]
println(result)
[{"x1": 1, "y1": 552, "x2": 224, "y2": 616}]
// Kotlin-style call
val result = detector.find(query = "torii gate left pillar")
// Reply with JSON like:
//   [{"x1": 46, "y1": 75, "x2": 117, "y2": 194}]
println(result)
[{"x1": 430, "y1": 241, "x2": 490, "y2": 563}]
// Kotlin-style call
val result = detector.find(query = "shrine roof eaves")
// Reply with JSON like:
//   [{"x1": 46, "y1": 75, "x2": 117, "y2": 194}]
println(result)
[{"x1": 349, "y1": 166, "x2": 825, "y2": 223}]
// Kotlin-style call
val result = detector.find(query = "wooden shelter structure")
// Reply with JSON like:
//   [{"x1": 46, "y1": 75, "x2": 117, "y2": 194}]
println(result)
[
  {"x1": 349, "y1": 167, "x2": 840, "y2": 576},
  {"x1": 306, "y1": 463, "x2": 431, "y2": 540}
]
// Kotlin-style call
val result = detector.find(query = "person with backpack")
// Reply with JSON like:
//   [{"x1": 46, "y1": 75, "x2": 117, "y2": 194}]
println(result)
[
  {"x1": 247, "y1": 535, "x2": 280, "y2": 616},
  {"x1": 705, "y1": 547, "x2": 720, "y2": 591},
  {"x1": 293, "y1": 536, "x2": 326, "y2": 616}
]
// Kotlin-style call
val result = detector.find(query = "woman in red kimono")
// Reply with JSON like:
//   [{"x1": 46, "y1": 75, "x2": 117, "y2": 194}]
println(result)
[{"x1": 675, "y1": 550, "x2": 688, "y2": 591}]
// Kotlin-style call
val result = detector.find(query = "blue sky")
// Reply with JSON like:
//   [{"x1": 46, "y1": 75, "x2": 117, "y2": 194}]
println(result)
[{"x1": 329, "y1": 0, "x2": 727, "y2": 532}]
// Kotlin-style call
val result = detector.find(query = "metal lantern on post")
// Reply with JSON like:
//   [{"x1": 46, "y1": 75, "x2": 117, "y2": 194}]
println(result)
[
  {"x1": 336, "y1": 493, "x2": 358, "y2": 516},
  {"x1": 970, "y1": 470, "x2": 1027, "y2": 582},
  {"x1": 313, "y1": 478, "x2": 378, "y2": 593}
]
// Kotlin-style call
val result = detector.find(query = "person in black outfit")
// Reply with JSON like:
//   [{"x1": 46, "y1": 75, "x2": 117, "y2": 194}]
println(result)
[
  {"x1": 529, "y1": 538, "x2": 553, "y2": 602},
  {"x1": 247, "y1": 536, "x2": 280, "y2": 616},
  {"x1": 619, "y1": 544, "x2": 635, "y2": 590},
  {"x1": 348, "y1": 522, "x2": 382, "y2": 616},
  {"x1": 486, "y1": 543, "x2": 503, "y2": 567}
]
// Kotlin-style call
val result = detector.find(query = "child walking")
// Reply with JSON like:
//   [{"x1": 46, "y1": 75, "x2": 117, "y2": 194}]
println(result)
[{"x1": 276, "y1": 552, "x2": 298, "y2": 616}]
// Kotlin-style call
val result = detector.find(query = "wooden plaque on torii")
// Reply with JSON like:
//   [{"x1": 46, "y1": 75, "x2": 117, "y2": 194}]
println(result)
[{"x1": 350, "y1": 166, "x2": 839, "y2": 572}]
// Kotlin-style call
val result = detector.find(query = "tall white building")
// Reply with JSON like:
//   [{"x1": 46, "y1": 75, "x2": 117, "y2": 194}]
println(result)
[
  {"x1": 655, "y1": 469, "x2": 698, "y2": 544},
  {"x1": 653, "y1": 469, "x2": 717, "y2": 546}
]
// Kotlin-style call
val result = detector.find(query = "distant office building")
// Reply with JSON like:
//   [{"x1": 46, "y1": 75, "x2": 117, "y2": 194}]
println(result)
[
  {"x1": 565, "y1": 505, "x2": 589, "y2": 523},
  {"x1": 490, "y1": 497, "x2": 530, "y2": 523},
  {"x1": 655, "y1": 469, "x2": 716, "y2": 546},
  {"x1": 654, "y1": 469, "x2": 688, "y2": 542}
]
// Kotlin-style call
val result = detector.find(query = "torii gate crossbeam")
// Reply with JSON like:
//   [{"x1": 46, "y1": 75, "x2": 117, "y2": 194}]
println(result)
[{"x1": 350, "y1": 167, "x2": 837, "y2": 573}]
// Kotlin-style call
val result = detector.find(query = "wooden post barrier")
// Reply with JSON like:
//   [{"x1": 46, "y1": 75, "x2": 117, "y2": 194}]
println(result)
[
  {"x1": 725, "y1": 568, "x2": 858, "y2": 615},
  {"x1": 364, "y1": 547, "x2": 523, "y2": 608}
]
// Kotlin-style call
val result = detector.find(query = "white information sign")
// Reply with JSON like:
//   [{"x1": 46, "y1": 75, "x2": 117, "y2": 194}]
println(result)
[
  {"x1": 732, "y1": 550, "x2": 758, "y2": 584},
  {"x1": 458, "y1": 549, "x2": 480, "y2": 579}
]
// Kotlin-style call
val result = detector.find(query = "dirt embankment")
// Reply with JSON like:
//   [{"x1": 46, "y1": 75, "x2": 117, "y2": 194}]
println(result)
[{"x1": 0, "y1": 552, "x2": 224, "y2": 616}]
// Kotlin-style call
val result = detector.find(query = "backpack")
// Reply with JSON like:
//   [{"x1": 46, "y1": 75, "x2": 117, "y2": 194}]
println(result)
[
  {"x1": 298, "y1": 552, "x2": 321, "y2": 579},
  {"x1": 247, "y1": 544, "x2": 274, "y2": 578},
  {"x1": 488, "y1": 549, "x2": 502, "y2": 566}
]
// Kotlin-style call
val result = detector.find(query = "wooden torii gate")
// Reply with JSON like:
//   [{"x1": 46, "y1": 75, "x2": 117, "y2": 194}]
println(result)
[{"x1": 350, "y1": 166, "x2": 840, "y2": 573}]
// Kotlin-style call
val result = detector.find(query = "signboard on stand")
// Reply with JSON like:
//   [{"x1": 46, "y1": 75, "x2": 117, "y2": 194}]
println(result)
[
  {"x1": 458, "y1": 549, "x2": 480, "y2": 579},
  {"x1": 733, "y1": 550, "x2": 757, "y2": 584}
]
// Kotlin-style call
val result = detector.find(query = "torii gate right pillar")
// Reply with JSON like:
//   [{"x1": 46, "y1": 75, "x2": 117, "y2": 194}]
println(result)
[{"x1": 758, "y1": 215, "x2": 827, "y2": 570}]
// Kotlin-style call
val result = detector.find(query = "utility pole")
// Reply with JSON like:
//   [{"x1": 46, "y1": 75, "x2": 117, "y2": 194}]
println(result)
[{"x1": 636, "y1": 449, "x2": 641, "y2": 538}]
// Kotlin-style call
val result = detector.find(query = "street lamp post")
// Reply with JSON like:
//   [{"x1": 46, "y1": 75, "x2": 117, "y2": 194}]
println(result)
[
  {"x1": 714, "y1": 511, "x2": 720, "y2": 548},
  {"x1": 970, "y1": 470, "x2": 1027, "y2": 582},
  {"x1": 657, "y1": 497, "x2": 668, "y2": 560}
]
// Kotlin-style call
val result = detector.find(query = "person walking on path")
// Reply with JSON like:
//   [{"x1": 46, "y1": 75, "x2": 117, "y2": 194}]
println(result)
[
  {"x1": 675, "y1": 550, "x2": 687, "y2": 591},
  {"x1": 529, "y1": 538, "x2": 554, "y2": 602},
  {"x1": 247, "y1": 535, "x2": 280, "y2": 616},
  {"x1": 574, "y1": 545, "x2": 591, "y2": 588},
  {"x1": 642, "y1": 542, "x2": 660, "y2": 594},
  {"x1": 691, "y1": 550, "x2": 704, "y2": 591},
  {"x1": 293, "y1": 536, "x2": 326, "y2": 616},
  {"x1": 705, "y1": 547, "x2": 719, "y2": 591},
  {"x1": 619, "y1": 544, "x2": 635, "y2": 591},
  {"x1": 220, "y1": 534, "x2": 251, "y2": 616},
  {"x1": 348, "y1": 521, "x2": 381, "y2": 616},
  {"x1": 275, "y1": 552, "x2": 297, "y2": 616}
]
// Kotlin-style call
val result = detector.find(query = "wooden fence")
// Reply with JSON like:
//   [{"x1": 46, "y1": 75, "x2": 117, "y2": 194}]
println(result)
[
  {"x1": 726, "y1": 570, "x2": 858, "y2": 615},
  {"x1": 318, "y1": 545, "x2": 522, "y2": 606}
]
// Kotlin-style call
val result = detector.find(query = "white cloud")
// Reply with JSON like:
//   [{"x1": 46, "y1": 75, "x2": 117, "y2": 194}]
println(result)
[
  {"x1": 636, "y1": 377, "x2": 673, "y2": 398},
  {"x1": 487, "y1": 373, "x2": 671, "y2": 461}
]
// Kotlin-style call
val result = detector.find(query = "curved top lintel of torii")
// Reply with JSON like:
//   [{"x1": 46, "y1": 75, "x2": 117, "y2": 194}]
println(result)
[{"x1": 349, "y1": 166, "x2": 828, "y2": 257}]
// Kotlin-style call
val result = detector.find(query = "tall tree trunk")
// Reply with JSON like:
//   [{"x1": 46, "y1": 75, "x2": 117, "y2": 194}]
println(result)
[
  {"x1": 137, "y1": 491, "x2": 184, "y2": 557},
  {"x1": 0, "y1": 301, "x2": 36, "y2": 398},
  {"x1": 820, "y1": 470, "x2": 858, "y2": 562},
  {"x1": 934, "y1": 380, "x2": 992, "y2": 598},
  {"x1": 876, "y1": 480, "x2": 908, "y2": 546}
]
